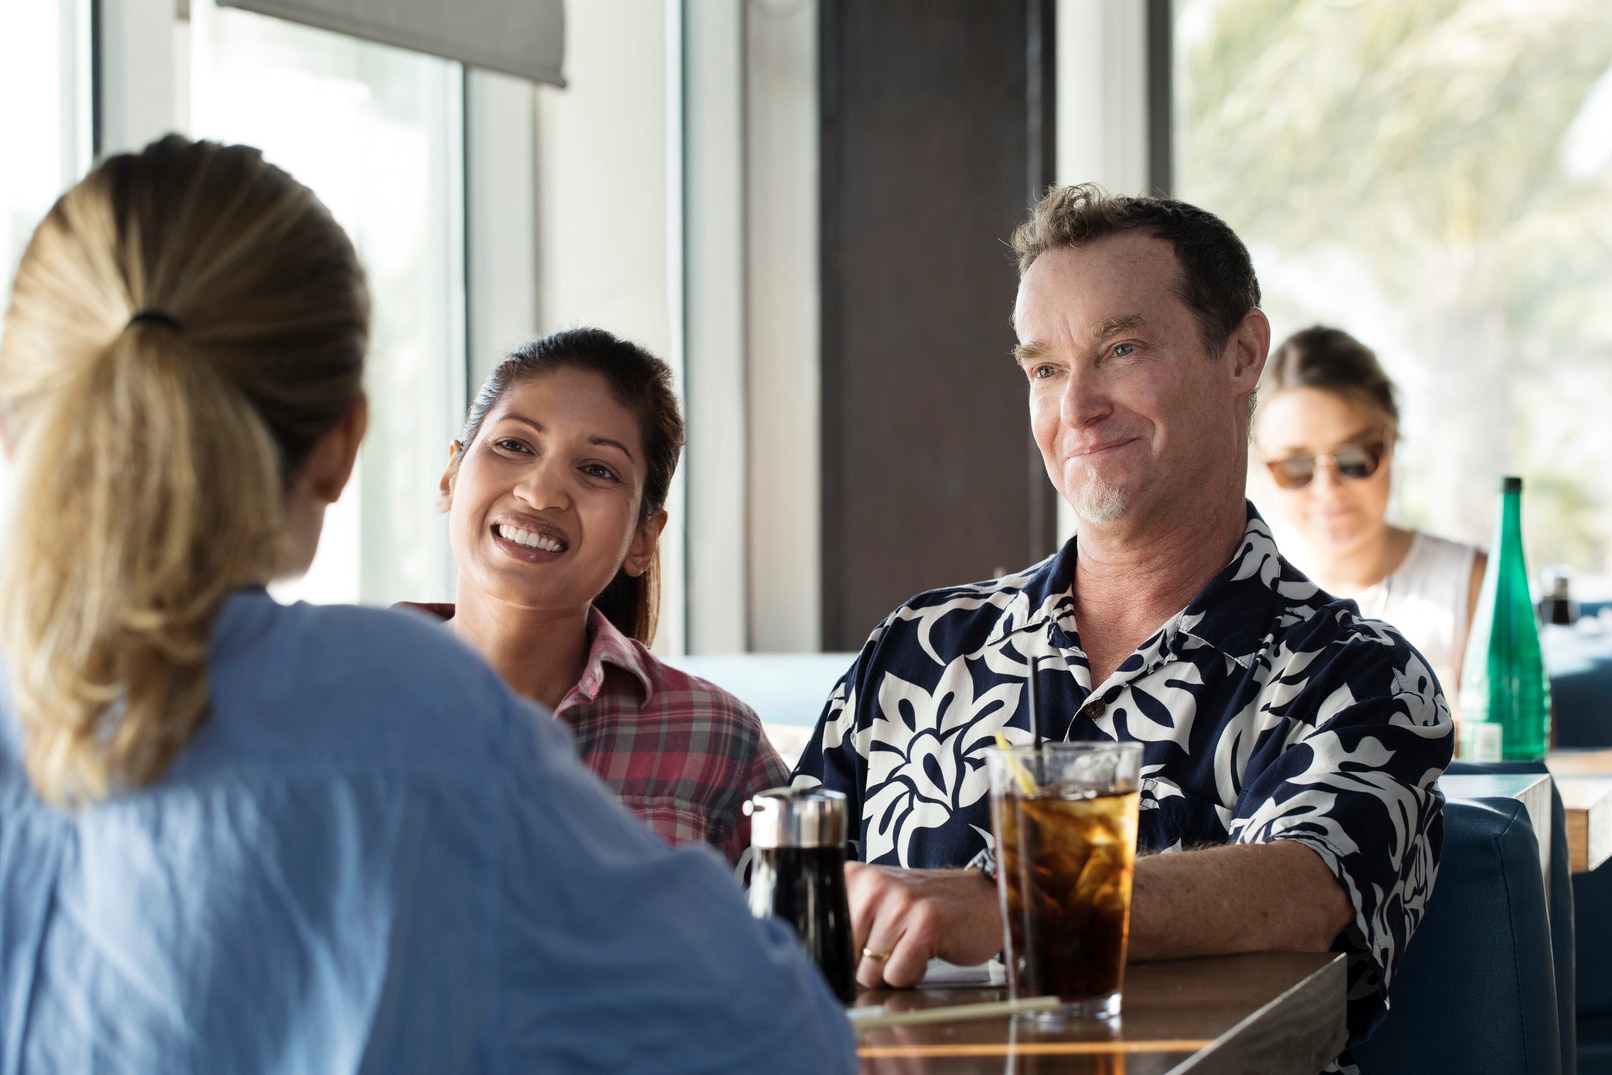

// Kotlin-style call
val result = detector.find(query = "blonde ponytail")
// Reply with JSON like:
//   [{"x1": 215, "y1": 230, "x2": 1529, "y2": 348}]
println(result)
[{"x1": 0, "y1": 136, "x2": 368, "y2": 805}]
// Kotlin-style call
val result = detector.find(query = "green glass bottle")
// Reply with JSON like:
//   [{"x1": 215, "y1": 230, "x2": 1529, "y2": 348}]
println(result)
[{"x1": 1457, "y1": 476, "x2": 1552, "y2": 761}]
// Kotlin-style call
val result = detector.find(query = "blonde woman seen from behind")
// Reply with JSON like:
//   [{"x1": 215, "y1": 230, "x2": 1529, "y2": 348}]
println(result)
[
  {"x1": 0, "y1": 136, "x2": 369, "y2": 805},
  {"x1": 1253, "y1": 325, "x2": 1486, "y2": 696},
  {"x1": 0, "y1": 136, "x2": 854, "y2": 1075}
]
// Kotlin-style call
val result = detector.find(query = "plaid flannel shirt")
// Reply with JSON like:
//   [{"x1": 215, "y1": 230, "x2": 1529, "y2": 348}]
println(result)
[{"x1": 400, "y1": 604, "x2": 788, "y2": 864}]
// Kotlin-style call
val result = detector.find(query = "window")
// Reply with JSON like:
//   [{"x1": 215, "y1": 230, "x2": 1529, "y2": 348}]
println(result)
[
  {"x1": 0, "y1": 0, "x2": 91, "y2": 525},
  {"x1": 1175, "y1": 0, "x2": 1612, "y2": 596},
  {"x1": 188, "y1": 1, "x2": 466, "y2": 606}
]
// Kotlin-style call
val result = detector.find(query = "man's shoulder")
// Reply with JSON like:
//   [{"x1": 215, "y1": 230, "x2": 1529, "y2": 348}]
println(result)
[
  {"x1": 865, "y1": 558, "x2": 1058, "y2": 650},
  {"x1": 898, "y1": 561, "x2": 1042, "y2": 609},
  {"x1": 1273, "y1": 587, "x2": 1416, "y2": 655},
  {"x1": 1259, "y1": 590, "x2": 1446, "y2": 718}
]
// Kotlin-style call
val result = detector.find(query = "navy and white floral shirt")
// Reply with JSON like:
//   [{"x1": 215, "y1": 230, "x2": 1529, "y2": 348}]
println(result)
[{"x1": 792, "y1": 506, "x2": 1452, "y2": 1050}]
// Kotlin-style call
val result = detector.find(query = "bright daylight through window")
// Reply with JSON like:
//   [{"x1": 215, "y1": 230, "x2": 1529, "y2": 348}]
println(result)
[
  {"x1": 0, "y1": 0, "x2": 89, "y2": 531},
  {"x1": 188, "y1": 1, "x2": 466, "y2": 606},
  {"x1": 1176, "y1": 0, "x2": 1612, "y2": 602}
]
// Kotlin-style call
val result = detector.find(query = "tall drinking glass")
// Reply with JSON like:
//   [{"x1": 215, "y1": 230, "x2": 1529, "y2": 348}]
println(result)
[{"x1": 987, "y1": 741, "x2": 1142, "y2": 1022}]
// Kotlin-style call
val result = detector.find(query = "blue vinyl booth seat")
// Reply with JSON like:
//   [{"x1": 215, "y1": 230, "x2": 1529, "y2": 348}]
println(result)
[
  {"x1": 1541, "y1": 624, "x2": 1612, "y2": 1071},
  {"x1": 1445, "y1": 760, "x2": 1577, "y2": 1074},
  {"x1": 1352, "y1": 793, "x2": 1562, "y2": 1075},
  {"x1": 1576, "y1": 851, "x2": 1612, "y2": 1072}
]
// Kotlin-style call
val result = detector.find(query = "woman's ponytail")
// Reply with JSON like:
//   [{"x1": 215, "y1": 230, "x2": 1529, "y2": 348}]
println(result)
[{"x1": 0, "y1": 136, "x2": 368, "y2": 805}]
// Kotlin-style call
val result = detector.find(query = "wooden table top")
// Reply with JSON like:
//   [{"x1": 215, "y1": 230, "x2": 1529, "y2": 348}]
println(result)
[
  {"x1": 854, "y1": 951, "x2": 1346, "y2": 1074},
  {"x1": 1547, "y1": 749, "x2": 1612, "y2": 873}
]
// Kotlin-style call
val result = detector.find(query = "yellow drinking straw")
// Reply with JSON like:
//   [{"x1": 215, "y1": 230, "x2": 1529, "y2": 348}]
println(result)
[
  {"x1": 994, "y1": 653, "x2": 1043, "y2": 796},
  {"x1": 993, "y1": 730, "x2": 1037, "y2": 796}
]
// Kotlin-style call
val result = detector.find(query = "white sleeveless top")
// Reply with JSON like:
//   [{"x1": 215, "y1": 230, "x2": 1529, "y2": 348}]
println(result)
[{"x1": 1351, "y1": 531, "x2": 1481, "y2": 687}]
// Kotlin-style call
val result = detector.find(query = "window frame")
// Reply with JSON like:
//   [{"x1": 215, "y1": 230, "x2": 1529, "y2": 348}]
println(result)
[{"x1": 91, "y1": 0, "x2": 543, "y2": 609}]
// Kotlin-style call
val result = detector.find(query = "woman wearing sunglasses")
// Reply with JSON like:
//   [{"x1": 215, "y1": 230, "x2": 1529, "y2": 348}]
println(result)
[{"x1": 1253, "y1": 325, "x2": 1486, "y2": 692}]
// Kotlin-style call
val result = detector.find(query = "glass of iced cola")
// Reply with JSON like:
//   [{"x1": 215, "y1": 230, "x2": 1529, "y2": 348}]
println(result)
[{"x1": 986, "y1": 740, "x2": 1143, "y2": 1022}]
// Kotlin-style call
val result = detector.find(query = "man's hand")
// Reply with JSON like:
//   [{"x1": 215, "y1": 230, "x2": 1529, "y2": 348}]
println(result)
[{"x1": 845, "y1": 862, "x2": 1004, "y2": 989}]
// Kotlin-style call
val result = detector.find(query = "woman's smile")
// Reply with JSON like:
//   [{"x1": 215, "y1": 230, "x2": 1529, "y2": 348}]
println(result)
[
  {"x1": 440, "y1": 367, "x2": 650, "y2": 616},
  {"x1": 491, "y1": 518, "x2": 570, "y2": 558}
]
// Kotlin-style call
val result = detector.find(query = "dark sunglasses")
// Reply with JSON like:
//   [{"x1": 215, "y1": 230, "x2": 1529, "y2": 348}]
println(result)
[{"x1": 1264, "y1": 440, "x2": 1386, "y2": 490}]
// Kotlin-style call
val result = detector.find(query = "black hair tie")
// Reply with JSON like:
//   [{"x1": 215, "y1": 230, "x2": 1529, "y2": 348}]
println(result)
[{"x1": 128, "y1": 310, "x2": 181, "y2": 333}]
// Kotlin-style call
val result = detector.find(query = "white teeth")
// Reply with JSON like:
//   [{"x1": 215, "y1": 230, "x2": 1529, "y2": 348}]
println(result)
[{"x1": 496, "y1": 524, "x2": 565, "y2": 553}]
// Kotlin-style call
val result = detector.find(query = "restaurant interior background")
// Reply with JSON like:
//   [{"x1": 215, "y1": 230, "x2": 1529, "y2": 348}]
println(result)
[{"x1": 2, "y1": 0, "x2": 1609, "y2": 657}]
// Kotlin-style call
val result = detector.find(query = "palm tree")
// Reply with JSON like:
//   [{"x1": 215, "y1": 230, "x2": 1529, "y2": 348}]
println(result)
[{"x1": 1177, "y1": 0, "x2": 1612, "y2": 572}]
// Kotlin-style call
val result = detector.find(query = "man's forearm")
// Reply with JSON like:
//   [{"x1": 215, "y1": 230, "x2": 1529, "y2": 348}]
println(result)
[{"x1": 1127, "y1": 840, "x2": 1355, "y2": 961}]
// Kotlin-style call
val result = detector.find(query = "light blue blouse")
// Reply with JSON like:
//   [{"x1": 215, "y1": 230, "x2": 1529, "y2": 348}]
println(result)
[{"x1": 0, "y1": 590, "x2": 854, "y2": 1074}]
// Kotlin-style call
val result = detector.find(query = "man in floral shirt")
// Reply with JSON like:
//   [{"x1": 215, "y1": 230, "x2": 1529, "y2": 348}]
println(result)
[{"x1": 792, "y1": 185, "x2": 1452, "y2": 1061}]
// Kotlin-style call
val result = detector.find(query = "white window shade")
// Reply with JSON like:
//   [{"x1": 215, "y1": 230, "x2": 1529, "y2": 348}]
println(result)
[{"x1": 216, "y1": 0, "x2": 565, "y2": 85}]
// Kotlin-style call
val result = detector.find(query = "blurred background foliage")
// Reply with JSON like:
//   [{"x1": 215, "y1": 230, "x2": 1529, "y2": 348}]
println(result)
[{"x1": 1175, "y1": 0, "x2": 1612, "y2": 590}]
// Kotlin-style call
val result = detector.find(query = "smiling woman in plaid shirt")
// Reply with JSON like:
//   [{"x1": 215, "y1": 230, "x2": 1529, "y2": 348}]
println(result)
[{"x1": 402, "y1": 329, "x2": 787, "y2": 863}]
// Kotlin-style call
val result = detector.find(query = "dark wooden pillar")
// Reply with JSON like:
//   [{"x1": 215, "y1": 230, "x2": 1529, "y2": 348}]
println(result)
[{"x1": 820, "y1": 0, "x2": 1057, "y2": 650}]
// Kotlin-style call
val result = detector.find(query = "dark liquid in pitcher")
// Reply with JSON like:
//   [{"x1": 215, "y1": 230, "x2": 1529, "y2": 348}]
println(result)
[{"x1": 751, "y1": 845, "x2": 857, "y2": 1004}]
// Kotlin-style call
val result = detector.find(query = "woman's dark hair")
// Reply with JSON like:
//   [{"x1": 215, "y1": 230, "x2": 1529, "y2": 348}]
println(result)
[
  {"x1": 456, "y1": 328, "x2": 684, "y2": 644},
  {"x1": 1264, "y1": 325, "x2": 1400, "y2": 439}
]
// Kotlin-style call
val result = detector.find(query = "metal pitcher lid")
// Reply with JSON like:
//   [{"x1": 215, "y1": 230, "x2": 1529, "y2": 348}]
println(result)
[{"x1": 744, "y1": 786, "x2": 847, "y2": 849}]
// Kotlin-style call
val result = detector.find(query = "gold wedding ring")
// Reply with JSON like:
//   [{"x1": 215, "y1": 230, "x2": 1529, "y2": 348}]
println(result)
[{"x1": 862, "y1": 948, "x2": 893, "y2": 962}]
